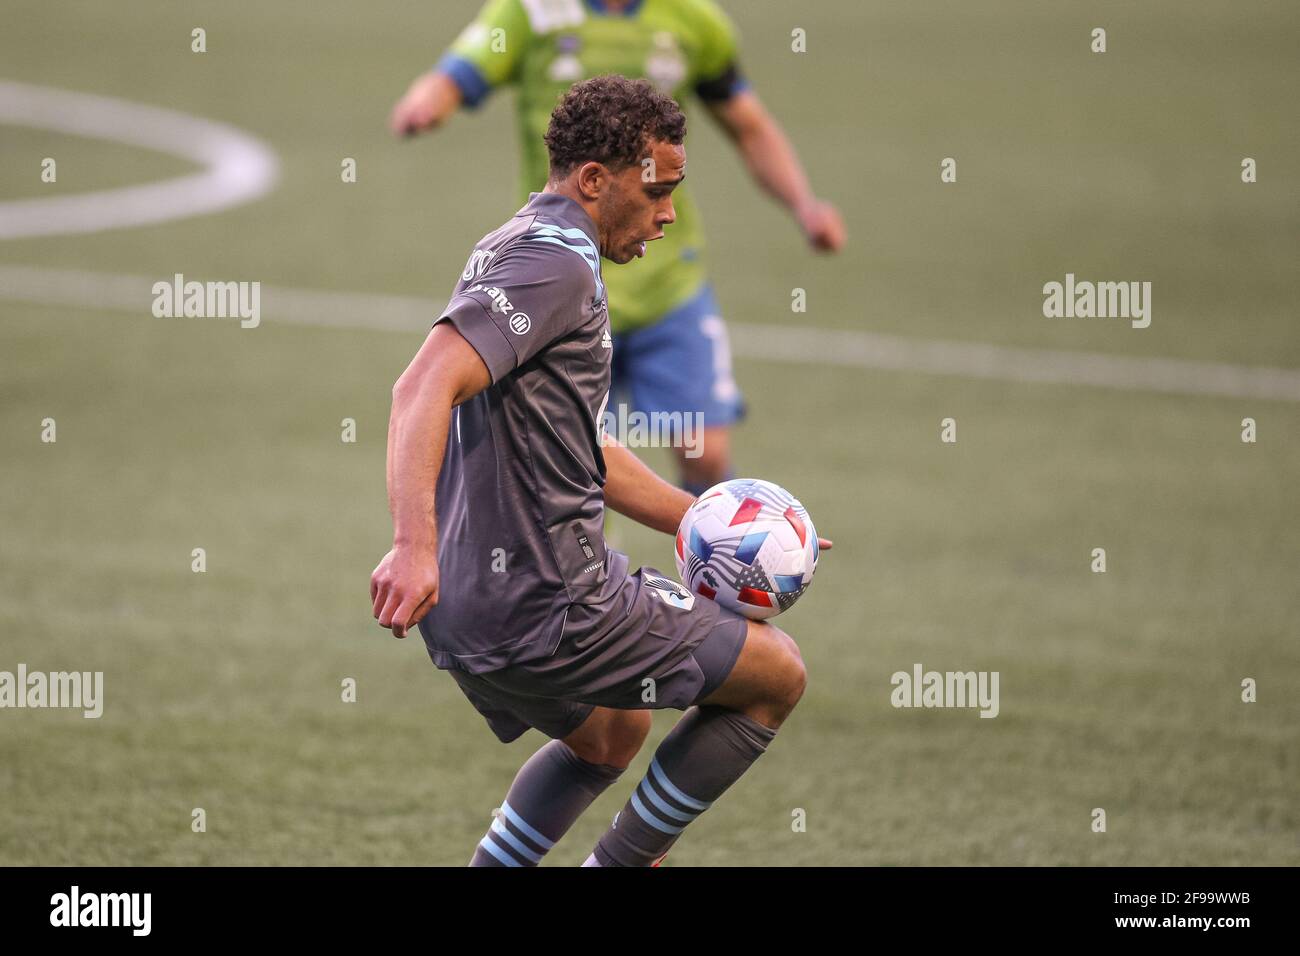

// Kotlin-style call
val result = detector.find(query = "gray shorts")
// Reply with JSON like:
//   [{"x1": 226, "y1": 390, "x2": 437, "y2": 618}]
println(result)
[{"x1": 444, "y1": 567, "x2": 749, "y2": 744}]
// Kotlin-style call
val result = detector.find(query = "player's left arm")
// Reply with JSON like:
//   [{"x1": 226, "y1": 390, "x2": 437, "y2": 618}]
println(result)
[
  {"x1": 704, "y1": 89, "x2": 846, "y2": 253},
  {"x1": 602, "y1": 439, "x2": 832, "y2": 549}
]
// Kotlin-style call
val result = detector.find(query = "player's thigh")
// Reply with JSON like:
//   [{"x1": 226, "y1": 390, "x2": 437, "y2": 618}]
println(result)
[{"x1": 698, "y1": 618, "x2": 806, "y2": 713}]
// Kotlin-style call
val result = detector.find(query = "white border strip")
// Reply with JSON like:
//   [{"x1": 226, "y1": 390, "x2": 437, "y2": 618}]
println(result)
[
  {"x1": 2, "y1": 264, "x2": 1298, "y2": 403},
  {"x1": 738, "y1": 323, "x2": 1300, "y2": 403}
]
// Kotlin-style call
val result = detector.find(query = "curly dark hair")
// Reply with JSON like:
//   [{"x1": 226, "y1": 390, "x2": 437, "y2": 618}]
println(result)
[{"x1": 544, "y1": 75, "x2": 687, "y2": 177}]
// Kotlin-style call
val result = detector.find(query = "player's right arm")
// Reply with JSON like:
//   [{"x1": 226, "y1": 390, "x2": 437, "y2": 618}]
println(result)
[
  {"x1": 687, "y1": 0, "x2": 845, "y2": 253},
  {"x1": 371, "y1": 323, "x2": 491, "y2": 638},
  {"x1": 389, "y1": 0, "x2": 531, "y2": 137}
]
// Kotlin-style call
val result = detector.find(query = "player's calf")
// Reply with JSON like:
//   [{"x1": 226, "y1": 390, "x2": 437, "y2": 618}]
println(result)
[
  {"x1": 470, "y1": 708, "x2": 652, "y2": 866},
  {"x1": 470, "y1": 738, "x2": 628, "y2": 867}
]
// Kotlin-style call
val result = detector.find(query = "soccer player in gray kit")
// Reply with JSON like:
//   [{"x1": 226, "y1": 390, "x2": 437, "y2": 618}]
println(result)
[{"x1": 371, "y1": 75, "x2": 829, "y2": 867}]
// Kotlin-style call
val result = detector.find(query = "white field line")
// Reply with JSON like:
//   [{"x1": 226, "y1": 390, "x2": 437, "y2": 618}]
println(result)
[
  {"x1": 0, "y1": 80, "x2": 278, "y2": 240},
  {"x1": 2, "y1": 263, "x2": 1299, "y2": 404}
]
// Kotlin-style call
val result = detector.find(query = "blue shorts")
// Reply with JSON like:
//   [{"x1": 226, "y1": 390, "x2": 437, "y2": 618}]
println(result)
[{"x1": 610, "y1": 284, "x2": 746, "y2": 429}]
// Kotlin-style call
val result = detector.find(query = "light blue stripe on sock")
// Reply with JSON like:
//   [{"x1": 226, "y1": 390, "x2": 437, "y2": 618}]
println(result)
[
  {"x1": 500, "y1": 801, "x2": 555, "y2": 849},
  {"x1": 479, "y1": 834, "x2": 522, "y2": 867},
  {"x1": 491, "y1": 817, "x2": 543, "y2": 864},
  {"x1": 649, "y1": 758, "x2": 712, "y2": 811},
  {"x1": 631, "y1": 790, "x2": 686, "y2": 835},
  {"x1": 640, "y1": 780, "x2": 698, "y2": 824}
]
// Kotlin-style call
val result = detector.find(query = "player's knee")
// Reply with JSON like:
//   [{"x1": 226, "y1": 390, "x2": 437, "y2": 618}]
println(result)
[
  {"x1": 608, "y1": 709, "x2": 653, "y2": 766},
  {"x1": 568, "y1": 708, "x2": 651, "y2": 769},
  {"x1": 771, "y1": 623, "x2": 804, "y2": 663},
  {"x1": 772, "y1": 644, "x2": 807, "y2": 717},
  {"x1": 750, "y1": 623, "x2": 807, "y2": 724}
]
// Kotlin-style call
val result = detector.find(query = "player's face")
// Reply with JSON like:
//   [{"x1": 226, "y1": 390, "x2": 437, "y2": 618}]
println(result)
[{"x1": 601, "y1": 140, "x2": 685, "y2": 265}]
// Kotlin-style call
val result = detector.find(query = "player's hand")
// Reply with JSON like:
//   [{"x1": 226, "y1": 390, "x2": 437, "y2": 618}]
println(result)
[
  {"x1": 370, "y1": 545, "x2": 440, "y2": 639},
  {"x1": 389, "y1": 72, "x2": 453, "y2": 137},
  {"x1": 796, "y1": 198, "x2": 846, "y2": 253},
  {"x1": 817, "y1": 537, "x2": 833, "y2": 553}
]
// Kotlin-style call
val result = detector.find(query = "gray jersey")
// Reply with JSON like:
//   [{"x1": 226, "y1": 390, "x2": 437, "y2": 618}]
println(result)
[{"x1": 419, "y1": 192, "x2": 628, "y2": 673}]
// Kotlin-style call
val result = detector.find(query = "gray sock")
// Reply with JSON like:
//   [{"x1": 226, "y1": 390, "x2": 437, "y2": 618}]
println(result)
[
  {"x1": 591, "y1": 705, "x2": 777, "y2": 867},
  {"x1": 470, "y1": 739, "x2": 624, "y2": 867}
]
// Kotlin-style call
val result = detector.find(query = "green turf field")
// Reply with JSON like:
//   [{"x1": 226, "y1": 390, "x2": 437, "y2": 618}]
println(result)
[{"x1": 1, "y1": 0, "x2": 1296, "y2": 865}]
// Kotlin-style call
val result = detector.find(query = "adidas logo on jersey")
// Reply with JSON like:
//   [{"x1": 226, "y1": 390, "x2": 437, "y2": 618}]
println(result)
[{"x1": 601, "y1": 328, "x2": 612, "y2": 349}]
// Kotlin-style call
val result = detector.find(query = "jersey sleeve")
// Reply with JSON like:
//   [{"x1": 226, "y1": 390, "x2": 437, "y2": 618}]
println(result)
[
  {"x1": 435, "y1": 0, "x2": 533, "y2": 109},
  {"x1": 435, "y1": 239, "x2": 597, "y2": 383},
  {"x1": 689, "y1": 0, "x2": 749, "y2": 103}
]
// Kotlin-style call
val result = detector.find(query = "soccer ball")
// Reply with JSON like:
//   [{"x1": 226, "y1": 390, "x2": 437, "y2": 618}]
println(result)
[{"x1": 674, "y1": 478, "x2": 819, "y2": 620}]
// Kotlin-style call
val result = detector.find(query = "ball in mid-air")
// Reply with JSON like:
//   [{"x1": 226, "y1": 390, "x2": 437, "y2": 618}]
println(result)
[{"x1": 674, "y1": 478, "x2": 819, "y2": 620}]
